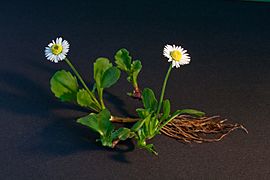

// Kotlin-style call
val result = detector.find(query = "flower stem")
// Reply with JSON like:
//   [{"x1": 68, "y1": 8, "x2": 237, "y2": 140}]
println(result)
[
  {"x1": 156, "y1": 64, "x2": 172, "y2": 116},
  {"x1": 64, "y1": 58, "x2": 101, "y2": 110}
]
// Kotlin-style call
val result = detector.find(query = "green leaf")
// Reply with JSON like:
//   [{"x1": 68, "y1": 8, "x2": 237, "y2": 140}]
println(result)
[
  {"x1": 100, "y1": 135, "x2": 113, "y2": 147},
  {"x1": 77, "y1": 89, "x2": 99, "y2": 111},
  {"x1": 137, "y1": 129, "x2": 146, "y2": 142},
  {"x1": 77, "y1": 110, "x2": 115, "y2": 148},
  {"x1": 101, "y1": 67, "x2": 121, "y2": 88},
  {"x1": 144, "y1": 144, "x2": 158, "y2": 155},
  {"x1": 114, "y1": 48, "x2": 132, "y2": 71},
  {"x1": 143, "y1": 114, "x2": 152, "y2": 136},
  {"x1": 136, "y1": 139, "x2": 158, "y2": 155},
  {"x1": 149, "y1": 117, "x2": 159, "y2": 137},
  {"x1": 136, "y1": 108, "x2": 150, "y2": 119},
  {"x1": 131, "y1": 118, "x2": 147, "y2": 132},
  {"x1": 173, "y1": 109, "x2": 205, "y2": 117},
  {"x1": 94, "y1": 57, "x2": 112, "y2": 87},
  {"x1": 77, "y1": 109, "x2": 114, "y2": 137},
  {"x1": 50, "y1": 70, "x2": 79, "y2": 102},
  {"x1": 97, "y1": 109, "x2": 113, "y2": 136},
  {"x1": 112, "y1": 127, "x2": 131, "y2": 140},
  {"x1": 77, "y1": 113, "x2": 101, "y2": 134},
  {"x1": 142, "y1": 88, "x2": 158, "y2": 111},
  {"x1": 161, "y1": 99, "x2": 170, "y2": 121}
]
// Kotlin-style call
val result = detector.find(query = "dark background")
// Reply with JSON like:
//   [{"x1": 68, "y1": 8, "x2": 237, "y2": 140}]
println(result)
[{"x1": 0, "y1": 0, "x2": 269, "y2": 179}]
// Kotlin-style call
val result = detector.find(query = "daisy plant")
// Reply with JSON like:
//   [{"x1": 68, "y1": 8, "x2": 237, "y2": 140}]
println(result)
[
  {"x1": 129, "y1": 45, "x2": 205, "y2": 154},
  {"x1": 45, "y1": 37, "x2": 241, "y2": 155}
]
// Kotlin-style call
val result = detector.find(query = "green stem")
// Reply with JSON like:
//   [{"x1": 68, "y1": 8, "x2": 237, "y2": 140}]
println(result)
[
  {"x1": 99, "y1": 89, "x2": 106, "y2": 109},
  {"x1": 64, "y1": 58, "x2": 101, "y2": 110},
  {"x1": 156, "y1": 64, "x2": 172, "y2": 116},
  {"x1": 132, "y1": 79, "x2": 138, "y2": 90}
]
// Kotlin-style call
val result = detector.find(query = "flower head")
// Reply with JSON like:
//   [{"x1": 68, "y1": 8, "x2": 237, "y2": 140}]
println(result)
[
  {"x1": 163, "y1": 44, "x2": 190, "y2": 68},
  {"x1": 45, "y1": 37, "x2": 70, "y2": 63}
]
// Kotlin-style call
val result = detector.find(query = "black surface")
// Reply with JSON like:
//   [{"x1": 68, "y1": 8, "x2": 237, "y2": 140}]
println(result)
[{"x1": 1, "y1": 0, "x2": 270, "y2": 179}]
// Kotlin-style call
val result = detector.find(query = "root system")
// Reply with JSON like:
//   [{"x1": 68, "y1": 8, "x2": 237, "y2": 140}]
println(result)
[
  {"x1": 160, "y1": 115, "x2": 248, "y2": 143},
  {"x1": 111, "y1": 115, "x2": 248, "y2": 143}
]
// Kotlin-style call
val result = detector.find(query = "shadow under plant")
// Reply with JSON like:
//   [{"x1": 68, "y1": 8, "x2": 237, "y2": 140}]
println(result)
[{"x1": 0, "y1": 62, "x2": 134, "y2": 163}]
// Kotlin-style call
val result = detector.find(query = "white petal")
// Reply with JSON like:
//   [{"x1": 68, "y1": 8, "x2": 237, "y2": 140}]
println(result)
[
  {"x1": 58, "y1": 37, "x2": 63, "y2": 44},
  {"x1": 172, "y1": 61, "x2": 176, "y2": 68}
]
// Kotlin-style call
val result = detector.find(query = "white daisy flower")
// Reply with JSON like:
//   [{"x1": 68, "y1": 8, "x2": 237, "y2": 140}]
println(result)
[
  {"x1": 163, "y1": 44, "x2": 191, "y2": 68},
  {"x1": 45, "y1": 37, "x2": 70, "y2": 63}
]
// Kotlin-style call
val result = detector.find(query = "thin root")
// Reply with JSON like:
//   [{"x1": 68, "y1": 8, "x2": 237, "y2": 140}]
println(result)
[{"x1": 160, "y1": 115, "x2": 248, "y2": 143}]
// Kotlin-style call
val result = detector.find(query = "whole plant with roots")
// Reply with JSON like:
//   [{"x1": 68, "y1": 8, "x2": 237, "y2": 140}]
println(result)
[{"x1": 45, "y1": 37, "x2": 248, "y2": 155}]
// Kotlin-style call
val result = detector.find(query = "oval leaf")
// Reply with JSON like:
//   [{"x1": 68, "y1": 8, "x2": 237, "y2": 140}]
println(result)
[
  {"x1": 77, "y1": 113, "x2": 101, "y2": 134},
  {"x1": 161, "y1": 99, "x2": 170, "y2": 121},
  {"x1": 97, "y1": 109, "x2": 113, "y2": 135},
  {"x1": 94, "y1": 57, "x2": 112, "y2": 87},
  {"x1": 142, "y1": 88, "x2": 158, "y2": 111},
  {"x1": 101, "y1": 67, "x2": 121, "y2": 88},
  {"x1": 77, "y1": 89, "x2": 100, "y2": 111},
  {"x1": 50, "y1": 70, "x2": 79, "y2": 102}
]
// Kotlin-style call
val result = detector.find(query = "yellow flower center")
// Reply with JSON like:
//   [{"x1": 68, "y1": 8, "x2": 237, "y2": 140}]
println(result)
[
  {"x1": 170, "y1": 50, "x2": 182, "y2": 61},
  {"x1": 51, "y1": 44, "x2": 63, "y2": 55}
]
